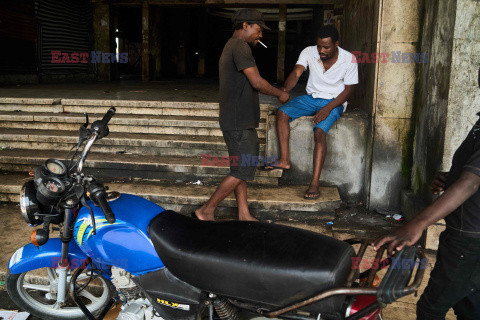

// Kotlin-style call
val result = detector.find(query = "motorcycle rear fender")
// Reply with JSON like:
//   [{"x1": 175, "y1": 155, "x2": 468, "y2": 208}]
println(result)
[{"x1": 8, "y1": 238, "x2": 89, "y2": 275}]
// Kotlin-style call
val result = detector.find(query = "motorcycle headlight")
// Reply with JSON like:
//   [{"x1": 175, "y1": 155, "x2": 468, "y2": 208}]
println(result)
[{"x1": 20, "y1": 180, "x2": 42, "y2": 227}]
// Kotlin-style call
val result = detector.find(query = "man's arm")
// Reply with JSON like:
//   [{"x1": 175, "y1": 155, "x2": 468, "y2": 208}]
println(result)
[
  {"x1": 312, "y1": 85, "x2": 355, "y2": 124},
  {"x1": 373, "y1": 170, "x2": 480, "y2": 256},
  {"x1": 282, "y1": 65, "x2": 305, "y2": 92},
  {"x1": 243, "y1": 66, "x2": 289, "y2": 104}
]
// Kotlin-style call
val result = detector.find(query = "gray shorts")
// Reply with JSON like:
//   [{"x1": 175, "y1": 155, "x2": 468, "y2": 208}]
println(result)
[{"x1": 222, "y1": 129, "x2": 259, "y2": 181}]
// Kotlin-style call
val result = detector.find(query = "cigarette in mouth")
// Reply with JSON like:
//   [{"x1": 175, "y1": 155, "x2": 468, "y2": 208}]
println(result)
[{"x1": 258, "y1": 40, "x2": 267, "y2": 48}]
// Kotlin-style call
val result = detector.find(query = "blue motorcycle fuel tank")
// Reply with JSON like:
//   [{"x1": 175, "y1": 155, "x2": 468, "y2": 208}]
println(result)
[{"x1": 73, "y1": 193, "x2": 165, "y2": 275}]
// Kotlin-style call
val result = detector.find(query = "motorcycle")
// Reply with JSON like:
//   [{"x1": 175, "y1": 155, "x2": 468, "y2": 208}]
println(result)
[{"x1": 6, "y1": 107, "x2": 426, "y2": 320}]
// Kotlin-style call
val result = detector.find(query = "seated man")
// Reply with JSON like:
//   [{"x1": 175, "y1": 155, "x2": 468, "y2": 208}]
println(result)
[{"x1": 266, "y1": 25, "x2": 358, "y2": 199}]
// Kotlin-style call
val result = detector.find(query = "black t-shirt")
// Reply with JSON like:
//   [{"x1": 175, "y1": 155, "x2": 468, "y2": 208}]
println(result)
[
  {"x1": 219, "y1": 38, "x2": 260, "y2": 131},
  {"x1": 445, "y1": 115, "x2": 480, "y2": 235}
]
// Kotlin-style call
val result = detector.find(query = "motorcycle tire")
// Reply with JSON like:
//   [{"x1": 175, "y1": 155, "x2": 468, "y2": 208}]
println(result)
[{"x1": 6, "y1": 268, "x2": 116, "y2": 320}]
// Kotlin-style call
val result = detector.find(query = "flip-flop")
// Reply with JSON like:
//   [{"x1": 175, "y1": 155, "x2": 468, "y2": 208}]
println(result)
[
  {"x1": 261, "y1": 165, "x2": 289, "y2": 171},
  {"x1": 304, "y1": 191, "x2": 320, "y2": 200}
]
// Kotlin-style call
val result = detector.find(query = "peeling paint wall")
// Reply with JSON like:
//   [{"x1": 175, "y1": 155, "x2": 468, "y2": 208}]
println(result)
[
  {"x1": 408, "y1": 0, "x2": 480, "y2": 218},
  {"x1": 442, "y1": 0, "x2": 480, "y2": 169},
  {"x1": 411, "y1": 0, "x2": 457, "y2": 200}
]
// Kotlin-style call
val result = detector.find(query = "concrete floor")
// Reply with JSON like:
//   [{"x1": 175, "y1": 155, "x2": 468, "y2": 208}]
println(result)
[
  {"x1": 0, "y1": 203, "x2": 455, "y2": 320},
  {"x1": 0, "y1": 79, "x2": 281, "y2": 107}
]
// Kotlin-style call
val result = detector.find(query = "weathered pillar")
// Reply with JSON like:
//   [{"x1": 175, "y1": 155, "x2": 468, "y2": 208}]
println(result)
[
  {"x1": 366, "y1": 0, "x2": 423, "y2": 213},
  {"x1": 142, "y1": 1, "x2": 150, "y2": 81},
  {"x1": 151, "y1": 6, "x2": 162, "y2": 80},
  {"x1": 197, "y1": 10, "x2": 208, "y2": 77},
  {"x1": 93, "y1": 2, "x2": 110, "y2": 81},
  {"x1": 276, "y1": 4, "x2": 286, "y2": 83}
]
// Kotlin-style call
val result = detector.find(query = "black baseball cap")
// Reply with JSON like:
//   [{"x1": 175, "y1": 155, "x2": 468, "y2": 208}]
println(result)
[{"x1": 232, "y1": 9, "x2": 271, "y2": 31}]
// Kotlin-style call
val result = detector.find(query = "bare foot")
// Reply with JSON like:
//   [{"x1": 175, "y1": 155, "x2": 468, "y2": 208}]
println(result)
[
  {"x1": 238, "y1": 213, "x2": 259, "y2": 221},
  {"x1": 194, "y1": 209, "x2": 215, "y2": 221},
  {"x1": 264, "y1": 159, "x2": 291, "y2": 170}
]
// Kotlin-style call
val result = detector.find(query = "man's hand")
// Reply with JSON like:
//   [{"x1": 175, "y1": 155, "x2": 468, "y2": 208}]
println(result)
[
  {"x1": 372, "y1": 223, "x2": 424, "y2": 257},
  {"x1": 278, "y1": 91, "x2": 290, "y2": 104},
  {"x1": 313, "y1": 107, "x2": 331, "y2": 124},
  {"x1": 432, "y1": 172, "x2": 448, "y2": 195}
]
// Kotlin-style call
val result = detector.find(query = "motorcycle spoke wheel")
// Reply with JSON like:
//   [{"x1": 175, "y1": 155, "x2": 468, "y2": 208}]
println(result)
[{"x1": 7, "y1": 267, "x2": 115, "y2": 320}]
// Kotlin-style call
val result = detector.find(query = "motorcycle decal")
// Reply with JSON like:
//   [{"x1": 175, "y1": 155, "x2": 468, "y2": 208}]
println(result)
[
  {"x1": 74, "y1": 217, "x2": 121, "y2": 246},
  {"x1": 156, "y1": 299, "x2": 190, "y2": 311},
  {"x1": 8, "y1": 247, "x2": 24, "y2": 268}
]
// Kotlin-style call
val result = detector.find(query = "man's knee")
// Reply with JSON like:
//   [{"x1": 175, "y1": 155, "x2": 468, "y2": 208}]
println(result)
[
  {"x1": 314, "y1": 128, "x2": 327, "y2": 143},
  {"x1": 277, "y1": 110, "x2": 290, "y2": 122}
]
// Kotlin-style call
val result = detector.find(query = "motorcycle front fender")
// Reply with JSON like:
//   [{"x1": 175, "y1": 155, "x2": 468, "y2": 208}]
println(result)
[{"x1": 8, "y1": 238, "x2": 88, "y2": 275}]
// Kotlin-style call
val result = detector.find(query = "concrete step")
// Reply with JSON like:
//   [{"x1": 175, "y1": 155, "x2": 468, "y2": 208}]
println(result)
[
  {"x1": 0, "y1": 112, "x2": 267, "y2": 129},
  {"x1": 0, "y1": 172, "x2": 340, "y2": 221},
  {"x1": 0, "y1": 129, "x2": 266, "y2": 157},
  {"x1": 0, "y1": 149, "x2": 283, "y2": 185},
  {"x1": 0, "y1": 113, "x2": 267, "y2": 138},
  {"x1": 0, "y1": 121, "x2": 267, "y2": 138},
  {"x1": 0, "y1": 99, "x2": 270, "y2": 118}
]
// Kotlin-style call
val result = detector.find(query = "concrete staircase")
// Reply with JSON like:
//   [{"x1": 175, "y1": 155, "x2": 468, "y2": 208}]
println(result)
[{"x1": 0, "y1": 97, "x2": 341, "y2": 221}]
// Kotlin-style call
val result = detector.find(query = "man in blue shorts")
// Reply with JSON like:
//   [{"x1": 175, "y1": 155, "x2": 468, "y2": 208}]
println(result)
[{"x1": 265, "y1": 26, "x2": 358, "y2": 199}]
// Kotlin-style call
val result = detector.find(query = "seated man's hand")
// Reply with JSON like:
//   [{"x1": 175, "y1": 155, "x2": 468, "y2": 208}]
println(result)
[
  {"x1": 278, "y1": 91, "x2": 290, "y2": 104},
  {"x1": 313, "y1": 107, "x2": 331, "y2": 124},
  {"x1": 432, "y1": 172, "x2": 448, "y2": 195},
  {"x1": 372, "y1": 223, "x2": 424, "y2": 257}
]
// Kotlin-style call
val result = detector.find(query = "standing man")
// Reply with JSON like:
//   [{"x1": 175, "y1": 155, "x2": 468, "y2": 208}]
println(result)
[
  {"x1": 194, "y1": 9, "x2": 289, "y2": 221},
  {"x1": 374, "y1": 67, "x2": 480, "y2": 319},
  {"x1": 265, "y1": 26, "x2": 358, "y2": 200}
]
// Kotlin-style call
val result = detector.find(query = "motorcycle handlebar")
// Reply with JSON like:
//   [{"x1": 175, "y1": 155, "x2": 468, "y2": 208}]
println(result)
[
  {"x1": 87, "y1": 182, "x2": 116, "y2": 224},
  {"x1": 101, "y1": 107, "x2": 116, "y2": 125},
  {"x1": 98, "y1": 194, "x2": 116, "y2": 224},
  {"x1": 91, "y1": 107, "x2": 116, "y2": 140}
]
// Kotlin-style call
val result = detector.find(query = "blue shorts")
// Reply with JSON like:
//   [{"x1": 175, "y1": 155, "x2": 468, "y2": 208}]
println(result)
[{"x1": 278, "y1": 95, "x2": 343, "y2": 133}]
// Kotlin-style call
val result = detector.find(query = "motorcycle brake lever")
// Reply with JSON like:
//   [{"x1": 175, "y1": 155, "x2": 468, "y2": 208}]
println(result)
[{"x1": 80, "y1": 196, "x2": 96, "y2": 235}]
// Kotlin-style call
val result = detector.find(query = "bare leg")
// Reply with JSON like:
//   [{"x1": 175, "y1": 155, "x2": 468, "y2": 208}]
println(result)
[
  {"x1": 234, "y1": 180, "x2": 257, "y2": 221},
  {"x1": 195, "y1": 175, "x2": 242, "y2": 220},
  {"x1": 266, "y1": 110, "x2": 291, "y2": 169},
  {"x1": 305, "y1": 128, "x2": 327, "y2": 198}
]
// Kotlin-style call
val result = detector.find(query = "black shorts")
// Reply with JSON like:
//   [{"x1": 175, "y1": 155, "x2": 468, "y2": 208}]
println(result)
[{"x1": 222, "y1": 129, "x2": 259, "y2": 181}]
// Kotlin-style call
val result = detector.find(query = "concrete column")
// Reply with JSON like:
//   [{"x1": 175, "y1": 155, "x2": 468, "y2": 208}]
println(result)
[
  {"x1": 197, "y1": 10, "x2": 208, "y2": 77},
  {"x1": 367, "y1": 0, "x2": 423, "y2": 213},
  {"x1": 151, "y1": 6, "x2": 162, "y2": 80},
  {"x1": 276, "y1": 4, "x2": 287, "y2": 83},
  {"x1": 93, "y1": 2, "x2": 110, "y2": 81},
  {"x1": 142, "y1": 1, "x2": 150, "y2": 82}
]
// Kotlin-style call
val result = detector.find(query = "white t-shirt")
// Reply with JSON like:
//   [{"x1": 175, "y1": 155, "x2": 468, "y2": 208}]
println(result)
[{"x1": 296, "y1": 46, "x2": 358, "y2": 111}]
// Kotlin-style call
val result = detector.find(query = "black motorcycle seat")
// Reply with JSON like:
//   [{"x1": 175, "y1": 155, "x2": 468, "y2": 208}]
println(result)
[{"x1": 148, "y1": 211, "x2": 355, "y2": 310}]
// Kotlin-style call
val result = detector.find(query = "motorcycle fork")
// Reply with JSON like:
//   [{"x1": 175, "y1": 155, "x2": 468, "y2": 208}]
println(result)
[{"x1": 56, "y1": 207, "x2": 74, "y2": 306}]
